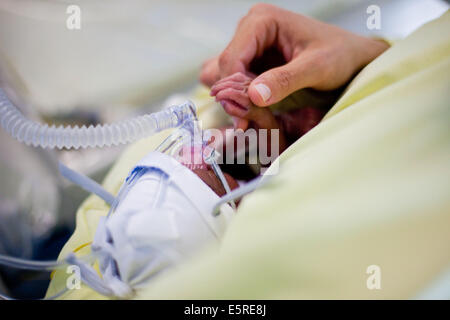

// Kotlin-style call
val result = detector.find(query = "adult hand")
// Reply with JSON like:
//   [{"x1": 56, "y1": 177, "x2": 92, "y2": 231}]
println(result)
[{"x1": 200, "y1": 3, "x2": 389, "y2": 106}]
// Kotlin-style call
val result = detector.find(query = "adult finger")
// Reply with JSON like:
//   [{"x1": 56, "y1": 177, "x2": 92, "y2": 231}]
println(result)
[
  {"x1": 217, "y1": 6, "x2": 278, "y2": 78},
  {"x1": 248, "y1": 50, "x2": 326, "y2": 106},
  {"x1": 200, "y1": 57, "x2": 220, "y2": 87}
]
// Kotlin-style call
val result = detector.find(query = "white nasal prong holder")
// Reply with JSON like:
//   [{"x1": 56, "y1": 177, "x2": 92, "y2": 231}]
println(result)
[{"x1": 91, "y1": 152, "x2": 234, "y2": 298}]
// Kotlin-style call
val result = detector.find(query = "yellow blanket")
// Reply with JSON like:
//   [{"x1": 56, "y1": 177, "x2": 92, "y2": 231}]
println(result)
[{"x1": 46, "y1": 11, "x2": 450, "y2": 299}]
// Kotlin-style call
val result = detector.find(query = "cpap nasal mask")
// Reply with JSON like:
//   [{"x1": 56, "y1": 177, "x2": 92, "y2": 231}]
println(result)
[{"x1": 0, "y1": 88, "x2": 267, "y2": 299}]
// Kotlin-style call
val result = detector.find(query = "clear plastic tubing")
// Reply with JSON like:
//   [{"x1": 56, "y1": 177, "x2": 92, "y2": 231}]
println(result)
[{"x1": 0, "y1": 88, "x2": 196, "y2": 149}]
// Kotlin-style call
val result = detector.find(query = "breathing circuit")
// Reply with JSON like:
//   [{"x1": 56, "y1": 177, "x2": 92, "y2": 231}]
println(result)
[
  {"x1": 0, "y1": 86, "x2": 273, "y2": 300},
  {"x1": 0, "y1": 86, "x2": 239, "y2": 214},
  {"x1": 0, "y1": 88, "x2": 196, "y2": 149}
]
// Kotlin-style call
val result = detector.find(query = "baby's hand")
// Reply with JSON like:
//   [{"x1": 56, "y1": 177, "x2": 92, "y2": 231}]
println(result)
[
  {"x1": 210, "y1": 72, "x2": 286, "y2": 154},
  {"x1": 210, "y1": 72, "x2": 280, "y2": 132}
]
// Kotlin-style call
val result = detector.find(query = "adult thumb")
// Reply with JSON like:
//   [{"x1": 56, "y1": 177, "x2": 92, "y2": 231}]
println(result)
[{"x1": 248, "y1": 56, "x2": 316, "y2": 106}]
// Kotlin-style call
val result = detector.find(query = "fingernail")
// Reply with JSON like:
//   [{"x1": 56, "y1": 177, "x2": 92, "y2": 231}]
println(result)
[{"x1": 254, "y1": 83, "x2": 271, "y2": 102}]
